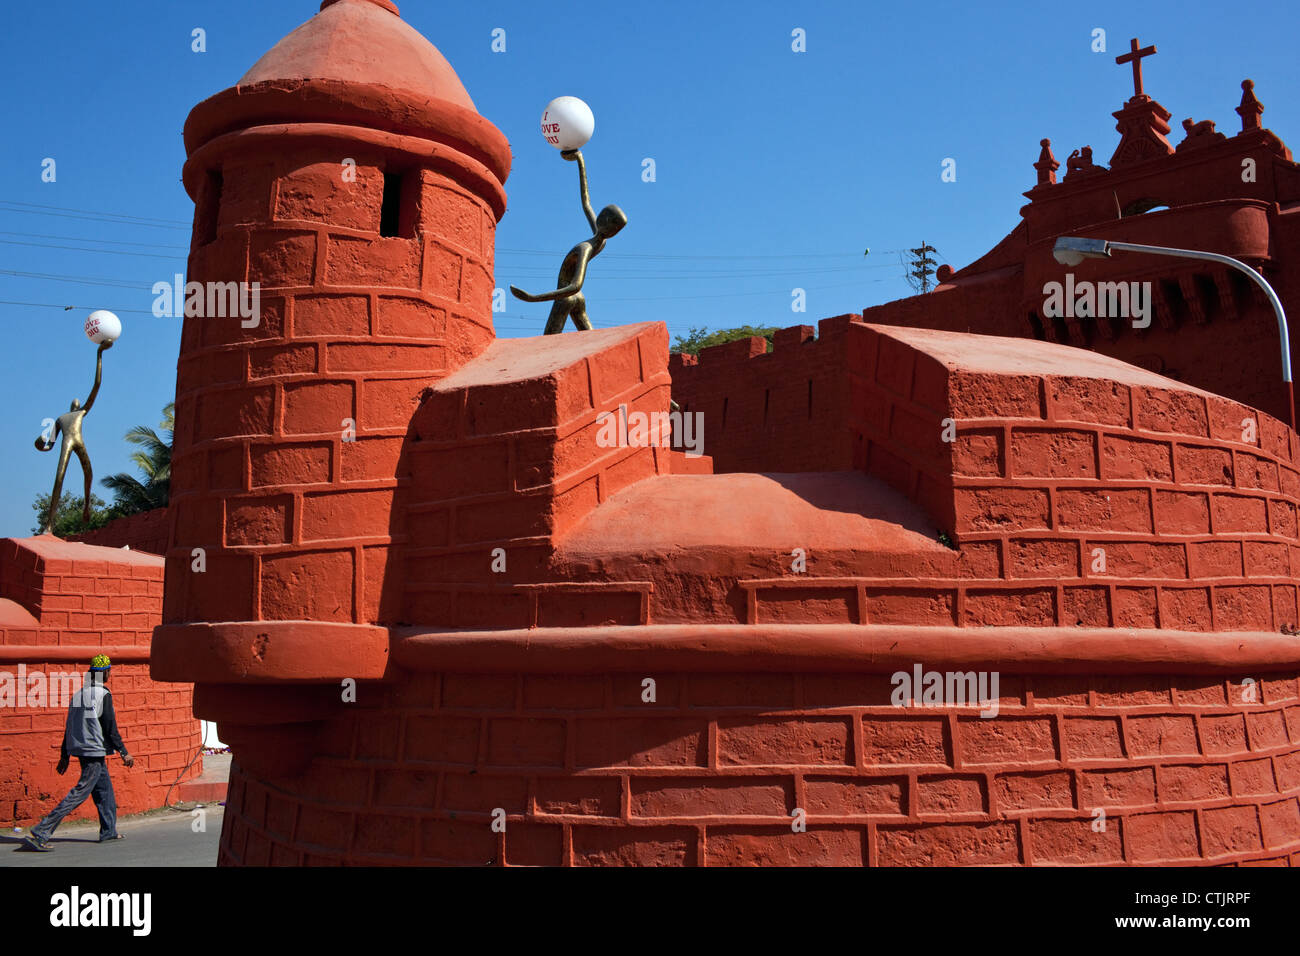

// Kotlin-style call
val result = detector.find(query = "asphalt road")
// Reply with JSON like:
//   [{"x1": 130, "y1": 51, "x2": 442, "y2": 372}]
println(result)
[{"x1": 0, "y1": 806, "x2": 223, "y2": 867}]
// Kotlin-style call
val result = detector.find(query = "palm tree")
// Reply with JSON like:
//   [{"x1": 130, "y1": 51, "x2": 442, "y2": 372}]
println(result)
[{"x1": 101, "y1": 402, "x2": 173, "y2": 514}]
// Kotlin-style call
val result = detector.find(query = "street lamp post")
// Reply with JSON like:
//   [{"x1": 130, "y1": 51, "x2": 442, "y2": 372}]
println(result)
[{"x1": 1052, "y1": 236, "x2": 1295, "y2": 432}]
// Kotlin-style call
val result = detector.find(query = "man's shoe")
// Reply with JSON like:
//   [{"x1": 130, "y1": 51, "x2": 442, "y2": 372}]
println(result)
[
  {"x1": 98, "y1": 833, "x2": 123, "y2": 843},
  {"x1": 22, "y1": 835, "x2": 52, "y2": 852}
]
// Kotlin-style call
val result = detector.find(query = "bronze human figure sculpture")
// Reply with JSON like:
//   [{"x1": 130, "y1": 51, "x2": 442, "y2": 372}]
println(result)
[
  {"x1": 510, "y1": 149, "x2": 626, "y2": 334},
  {"x1": 36, "y1": 341, "x2": 111, "y2": 533}
]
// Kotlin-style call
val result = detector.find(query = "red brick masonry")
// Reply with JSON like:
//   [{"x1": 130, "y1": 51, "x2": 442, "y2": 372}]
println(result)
[
  {"x1": 148, "y1": 0, "x2": 1300, "y2": 866},
  {"x1": 71, "y1": 508, "x2": 169, "y2": 555},
  {"x1": 0, "y1": 536, "x2": 200, "y2": 826},
  {"x1": 215, "y1": 669, "x2": 1300, "y2": 866}
]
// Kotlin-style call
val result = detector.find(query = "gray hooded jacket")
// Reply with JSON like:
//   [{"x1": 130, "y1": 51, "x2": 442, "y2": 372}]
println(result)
[{"x1": 61, "y1": 678, "x2": 127, "y2": 759}]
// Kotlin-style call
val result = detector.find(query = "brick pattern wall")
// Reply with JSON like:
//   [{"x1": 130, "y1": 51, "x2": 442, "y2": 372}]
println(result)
[
  {"x1": 70, "y1": 508, "x2": 169, "y2": 555},
  {"x1": 167, "y1": 148, "x2": 500, "y2": 628},
  {"x1": 402, "y1": 324, "x2": 673, "y2": 628},
  {"x1": 0, "y1": 539, "x2": 162, "y2": 639},
  {"x1": 564, "y1": 320, "x2": 1300, "y2": 631},
  {"x1": 847, "y1": 322, "x2": 1300, "y2": 630},
  {"x1": 214, "y1": 670, "x2": 1300, "y2": 866},
  {"x1": 0, "y1": 539, "x2": 200, "y2": 826},
  {"x1": 669, "y1": 316, "x2": 857, "y2": 474},
  {"x1": 848, "y1": 321, "x2": 959, "y2": 534}
]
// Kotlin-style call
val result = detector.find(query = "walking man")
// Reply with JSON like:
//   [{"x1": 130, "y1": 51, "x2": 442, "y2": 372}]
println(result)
[{"x1": 23, "y1": 654, "x2": 133, "y2": 851}]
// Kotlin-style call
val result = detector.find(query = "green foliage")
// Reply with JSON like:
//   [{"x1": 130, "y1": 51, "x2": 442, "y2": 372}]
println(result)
[
  {"x1": 101, "y1": 402, "x2": 173, "y2": 516},
  {"x1": 31, "y1": 492, "x2": 117, "y2": 536},
  {"x1": 671, "y1": 325, "x2": 778, "y2": 356}
]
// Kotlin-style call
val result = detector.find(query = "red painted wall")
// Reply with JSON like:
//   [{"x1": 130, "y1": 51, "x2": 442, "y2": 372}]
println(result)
[
  {"x1": 214, "y1": 671, "x2": 1300, "y2": 866},
  {"x1": 669, "y1": 318, "x2": 856, "y2": 474},
  {"x1": 170, "y1": 314, "x2": 1300, "y2": 866},
  {"x1": 0, "y1": 537, "x2": 201, "y2": 827},
  {"x1": 848, "y1": 323, "x2": 1300, "y2": 631},
  {"x1": 148, "y1": 1, "x2": 1300, "y2": 866},
  {"x1": 70, "y1": 508, "x2": 169, "y2": 555}
]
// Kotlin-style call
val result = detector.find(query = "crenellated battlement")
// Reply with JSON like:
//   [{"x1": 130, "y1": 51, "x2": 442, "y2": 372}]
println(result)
[{"x1": 669, "y1": 315, "x2": 862, "y2": 473}]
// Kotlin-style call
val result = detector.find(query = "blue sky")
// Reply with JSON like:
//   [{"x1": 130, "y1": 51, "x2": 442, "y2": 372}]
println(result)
[{"x1": 1, "y1": 0, "x2": 1297, "y2": 536}]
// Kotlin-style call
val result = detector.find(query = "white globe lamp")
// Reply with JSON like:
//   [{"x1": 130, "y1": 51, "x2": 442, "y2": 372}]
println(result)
[
  {"x1": 540, "y1": 96, "x2": 594, "y2": 151},
  {"x1": 84, "y1": 309, "x2": 121, "y2": 345}
]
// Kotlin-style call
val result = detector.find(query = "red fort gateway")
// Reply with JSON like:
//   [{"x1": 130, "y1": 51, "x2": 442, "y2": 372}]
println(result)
[{"x1": 146, "y1": 0, "x2": 1300, "y2": 866}]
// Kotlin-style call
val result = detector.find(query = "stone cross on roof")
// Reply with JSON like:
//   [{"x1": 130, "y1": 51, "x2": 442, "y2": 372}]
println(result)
[{"x1": 1116, "y1": 37, "x2": 1157, "y2": 98}]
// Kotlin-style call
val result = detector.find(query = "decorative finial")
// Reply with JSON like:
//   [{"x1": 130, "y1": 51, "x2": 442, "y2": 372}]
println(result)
[
  {"x1": 1116, "y1": 37, "x2": 1157, "y2": 99},
  {"x1": 1237, "y1": 79, "x2": 1263, "y2": 131},
  {"x1": 1034, "y1": 138, "x2": 1060, "y2": 186}
]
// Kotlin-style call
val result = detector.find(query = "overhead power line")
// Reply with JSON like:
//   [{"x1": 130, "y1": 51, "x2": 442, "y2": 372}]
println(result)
[
  {"x1": 0, "y1": 203, "x2": 190, "y2": 231},
  {"x1": 0, "y1": 199, "x2": 913, "y2": 312},
  {"x1": 0, "y1": 199, "x2": 190, "y2": 226},
  {"x1": 0, "y1": 198, "x2": 907, "y2": 264},
  {"x1": 0, "y1": 230, "x2": 191, "y2": 251},
  {"x1": 0, "y1": 298, "x2": 157, "y2": 315},
  {"x1": 0, "y1": 237, "x2": 186, "y2": 260},
  {"x1": 0, "y1": 269, "x2": 147, "y2": 289}
]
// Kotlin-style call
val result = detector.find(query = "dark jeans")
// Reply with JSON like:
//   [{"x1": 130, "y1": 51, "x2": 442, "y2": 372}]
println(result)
[{"x1": 31, "y1": 756, "x2": 117, "y2": 842}]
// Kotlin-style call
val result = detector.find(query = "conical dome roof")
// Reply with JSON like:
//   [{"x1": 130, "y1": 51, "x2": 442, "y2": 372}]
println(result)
[
  {"x1": 239, "y1": 0, "x2": 476, "y2": 112},
  {"x1": 184, "y1": 0, "x2": 510, "y2": 187}
]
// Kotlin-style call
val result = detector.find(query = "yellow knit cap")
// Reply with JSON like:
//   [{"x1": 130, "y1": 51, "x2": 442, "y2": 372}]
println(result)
[{"x1": 90, "y1": 654, "x2": 112, "y2": 670}]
